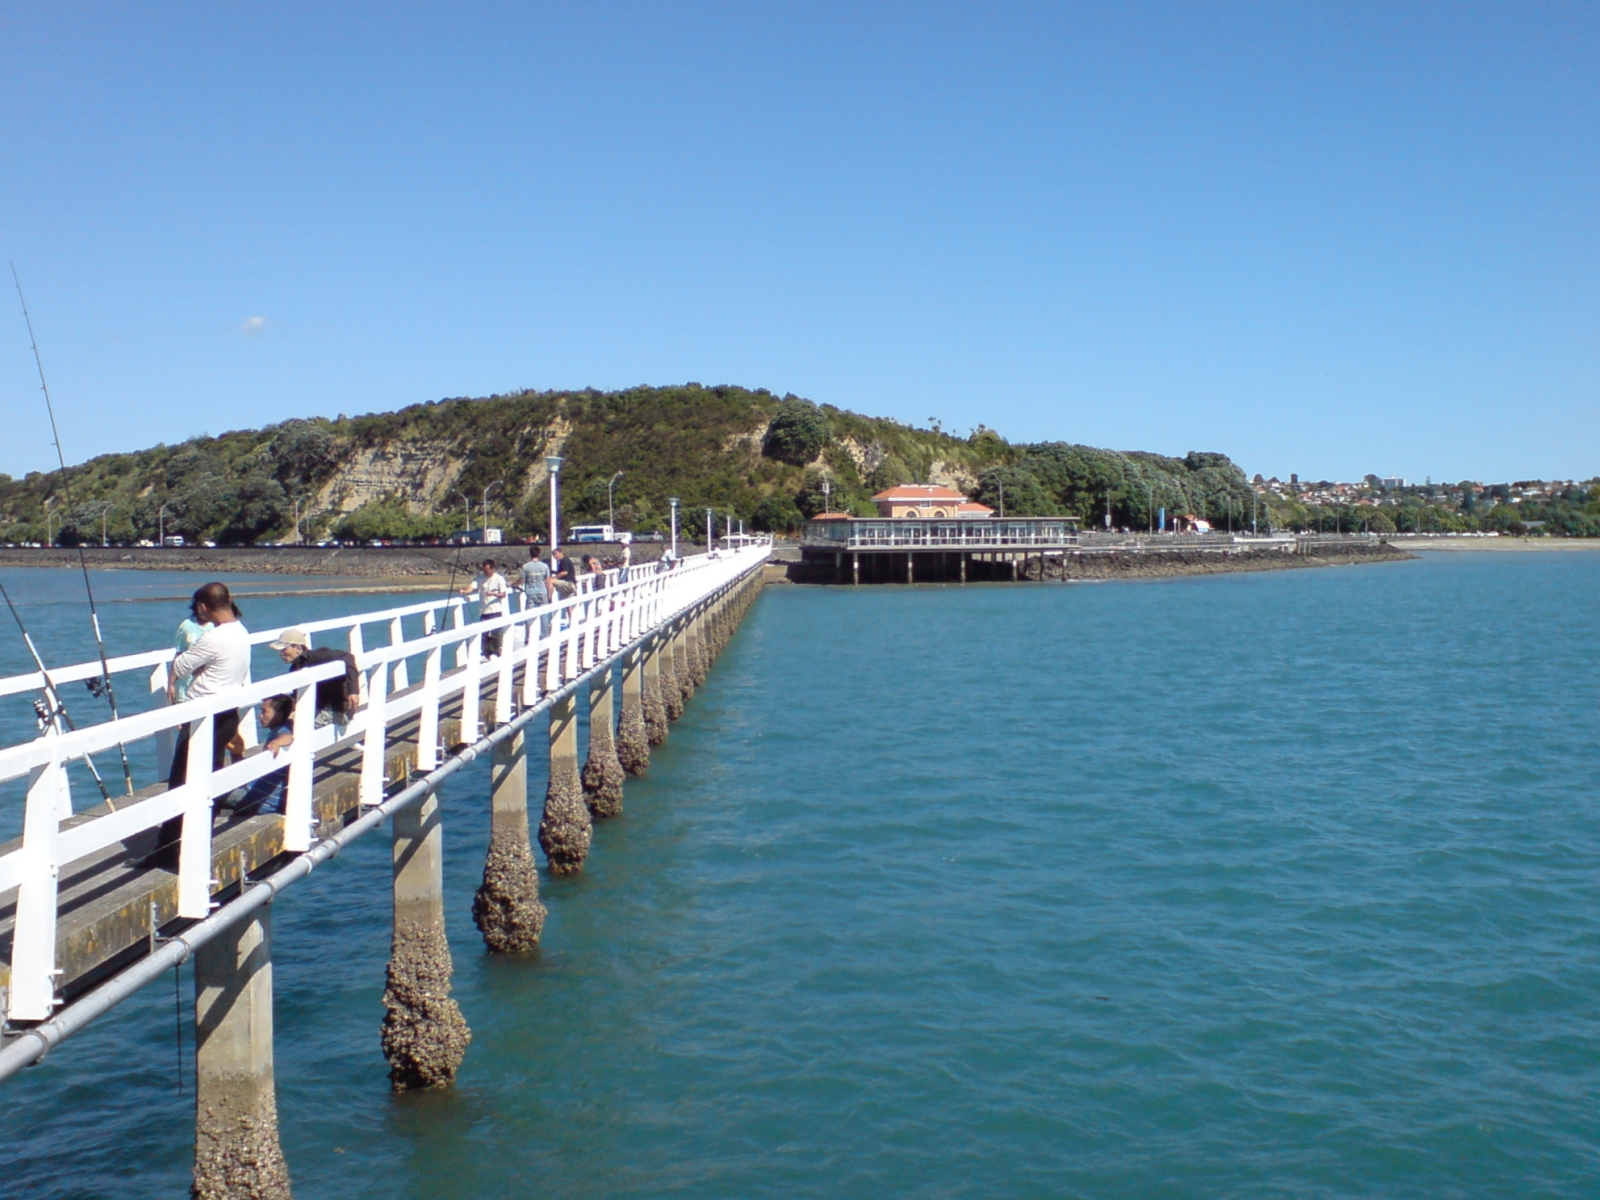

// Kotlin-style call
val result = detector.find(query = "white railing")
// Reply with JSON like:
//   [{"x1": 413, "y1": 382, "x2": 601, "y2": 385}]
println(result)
[{"x1": 0, "y1": 543, "x2": 770, "y2": 1021}]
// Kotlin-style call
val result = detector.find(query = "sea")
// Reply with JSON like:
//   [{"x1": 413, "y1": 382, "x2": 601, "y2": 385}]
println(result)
[{"x1": 0, "y1": 553, "x2": 1596, "y2": 1198}]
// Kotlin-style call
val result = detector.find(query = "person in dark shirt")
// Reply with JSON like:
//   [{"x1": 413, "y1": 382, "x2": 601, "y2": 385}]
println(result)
[
  {"x1": 269, "y1": 627, "x2": 360, "y2": 729},
  {"x1": 550, "y1": 547, "x2": 581, "y2": 597}
]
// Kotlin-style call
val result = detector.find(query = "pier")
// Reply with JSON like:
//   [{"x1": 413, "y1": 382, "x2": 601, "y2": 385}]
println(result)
[{"x1": 0, "y1": 542, "x2": 770, "y2": 1197}]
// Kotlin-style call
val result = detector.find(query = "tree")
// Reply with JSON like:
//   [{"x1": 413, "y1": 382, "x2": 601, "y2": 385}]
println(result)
[
  {"x1": 752, "y1": 494, "x2": 804, "y2": 532},
  {"x1": 974, "y1": 466, "x2": 1053, "y2": 516},
  {"x1": 761, "y1": 398, "x2": 830, "y2": 466}
]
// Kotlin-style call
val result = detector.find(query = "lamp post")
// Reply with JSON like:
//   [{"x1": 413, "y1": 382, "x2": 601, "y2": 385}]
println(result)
[
  {"x1": 99, "y1": 504, "x2": 115, "y2": 547},
  {"x1": 44, "y1": 501, "x2": 57, "y2": 548},
  {"x1": 706, "y1": 507, "x2": 714, "y2": 550},
  {"x1": 669, "y1": 497, "x2": 679, "y2": 558},
  {"x1": 291, "y1": 496, "x2": 310, "y2": 545},
  {"x1": 158, "y1": 502, "x2": 170, "y2": 548},
  {"x1": 607, "y1": 470, "x2": 623, "y2": 531},
  {"x1": 449, "y1": 490, "x2": 470, "y2": 541},
  {"x1": 545, "y1": 456, "x2": 564, "y2": 549},
  {"x1": 482, "y1": 481, "x2": 501, "y2": 536}
]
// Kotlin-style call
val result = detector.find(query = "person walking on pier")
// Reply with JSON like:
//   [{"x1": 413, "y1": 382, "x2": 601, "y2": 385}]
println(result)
[
  {"x1": 270, "y1": 627, "x2": 360, "y2": 733},
  {"x1": 462, "y1": 558, "x2": 510, "y2": 656},
  {"x1": 145, "y1": 582, "x2": 252, "y2": 867}
]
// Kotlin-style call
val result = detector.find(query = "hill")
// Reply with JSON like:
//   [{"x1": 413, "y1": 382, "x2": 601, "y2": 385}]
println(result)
[{"x1": 0, "y1": 384, "x2": 1260, "y2": 544}]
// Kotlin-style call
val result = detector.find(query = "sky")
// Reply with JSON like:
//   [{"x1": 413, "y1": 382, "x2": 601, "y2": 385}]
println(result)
[{"x1": 0, "y1": 1, "x2": 1595, "y2": 484}]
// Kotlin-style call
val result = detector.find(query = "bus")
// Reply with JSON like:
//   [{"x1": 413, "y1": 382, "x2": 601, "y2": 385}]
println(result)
[{"x1": 568, "y1": 524, "x2": 616, "y2": 543}]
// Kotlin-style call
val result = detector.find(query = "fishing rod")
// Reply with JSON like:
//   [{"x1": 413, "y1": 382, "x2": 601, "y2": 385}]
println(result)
[
  {"x1": 0, "y1": 581, "x2": 115, "y2": 807},
  {"x1": 11, "y1": 264, "x2": 135, "y2": 797}
]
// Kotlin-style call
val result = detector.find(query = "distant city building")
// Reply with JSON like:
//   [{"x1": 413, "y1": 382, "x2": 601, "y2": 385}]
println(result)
[{"x1": 1380, "y1": 477, "x2": 1408, "y2": 489}]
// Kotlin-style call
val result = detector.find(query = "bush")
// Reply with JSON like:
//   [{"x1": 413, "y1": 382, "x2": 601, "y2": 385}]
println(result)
[
  {"x1": 761, "y1": 398, "x2": 830, "y2": 466},
  {"x1": 752, "y1": 494, "x2": 805, "y2": 532}
]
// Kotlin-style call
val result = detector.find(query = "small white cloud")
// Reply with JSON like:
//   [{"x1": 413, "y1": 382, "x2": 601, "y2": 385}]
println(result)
[{"x1": 241, "y1": 316, "x2": 267, "y2": 335}]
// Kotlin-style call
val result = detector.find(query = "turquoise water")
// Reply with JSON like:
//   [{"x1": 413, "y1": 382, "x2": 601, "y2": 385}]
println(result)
[{"x1": 2, "y1": 554, "x2": 1598, "y2": 1197}]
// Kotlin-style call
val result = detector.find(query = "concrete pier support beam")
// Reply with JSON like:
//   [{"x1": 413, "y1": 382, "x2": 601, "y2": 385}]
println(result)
[
  {"x1": 852, "y1": 553, "x2": 860, "y2": 585},
  {"x1": 960, "y1": 553, "x2": 967, "y2": 583},
  {"x1": 382, "y1": 794, "x2": 471, "y2": 1091},
  {"x1": 191, "y1": 906, "x2": 292, "y2": 1200},
  {"x1": 538, "y1": 693, "x2": 592, "y2": 874},
  {"x1": 617, "y1": 646, "x2": 650, "y2": 774},
  {"x1": 581, "y1": 668, "x2": 625, "y2": 819},
  {"x1": 472, "y1": 730, "x2": 547, "y2": 953},
  {"x1": 907, "y1": 554, "x2": 914, "y2": 584},
  {"x1": 643, "y1": 635, "x2": 669, "y2": 745}
]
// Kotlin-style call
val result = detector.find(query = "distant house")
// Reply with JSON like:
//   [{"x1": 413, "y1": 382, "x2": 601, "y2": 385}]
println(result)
[{"x1": 872, "y1": 485, "x2": 994, "y2": 519}]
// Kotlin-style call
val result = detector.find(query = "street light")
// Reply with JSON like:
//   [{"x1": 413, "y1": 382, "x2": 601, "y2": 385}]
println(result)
[
  {"x1": 449, "y1": 490, "x2": 470, "y2": 540},
  {"x1": 607, "y1": 470, "x2": 624, "y2": 531},
  {"x1": 44, "y1": 500, "x2": 57, "y2": 548},
  {"x1": 482, "y1": 481, "x2": 502, "y2": 535},
  {"x1": 545, "y1": 456, "x2": 564, "y2": 549},
  {"x1": 669, "y1": 497, "x2": 679, "y2": 558},
  {"x1": 706, "y1": 507, "x2": 714, "y2": 550},
  {"x1": 291, "y1": 496, "x2": 310, "y2": 544},
  {"x1": 158, "y1": 502, "x2": 170, "y2": 548},
  {"x1": 99, "y1": 504, "x2": 115, "y2": 547}
]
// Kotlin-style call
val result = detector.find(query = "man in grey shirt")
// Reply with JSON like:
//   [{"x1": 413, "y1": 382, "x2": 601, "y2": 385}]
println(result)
[{"x1": 520, "y1": 545, "x2": 552, "y2": 637}]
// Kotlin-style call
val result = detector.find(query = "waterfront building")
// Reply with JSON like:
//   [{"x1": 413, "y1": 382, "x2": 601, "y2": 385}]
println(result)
[{"x1": 803, "y1": 486, "x2": 1080, "y2": 583}]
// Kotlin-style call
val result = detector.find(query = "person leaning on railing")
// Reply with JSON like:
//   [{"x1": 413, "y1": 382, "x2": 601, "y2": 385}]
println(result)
[
  {"x1": 270, "y1": 627, "x2": 360, "y2": 734},
  {"x1": 143, "y1": 582, "x2": 252, "y2": 869}
]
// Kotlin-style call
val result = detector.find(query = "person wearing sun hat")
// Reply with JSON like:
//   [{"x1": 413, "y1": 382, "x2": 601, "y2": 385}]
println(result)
[{"x1": 270, "y1": 626, "x2": 360, "y2": 728}]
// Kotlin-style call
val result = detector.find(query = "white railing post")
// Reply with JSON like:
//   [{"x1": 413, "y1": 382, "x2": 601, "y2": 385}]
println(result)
[
  {"x1": 522, "y1": 611, "x2": 543, "y2": 707},
  {"x1": 460, "y1": 630, "x2": 482, "y2": 744},
  {"x1": 418, "y1": 644, "x2": 442, "y2": 771},
  {"x1": 391, "y1": 616, "x2": 410, "y2": 691},
  {"x1": 282, "y1": 682, "x2": 316, "y2": 853},
  {"x1": 360, "y1": 653, "x2": 389, "y2": 806},
  {"x1": 177, "y1": 715, "x2": 216, "y2": 918},
  {"x1": 8, "y1": 754, "x2": 66, "y2": 1020},
  {"x1": 495, "y1": 627, "x2": 516, "y2": 725}
]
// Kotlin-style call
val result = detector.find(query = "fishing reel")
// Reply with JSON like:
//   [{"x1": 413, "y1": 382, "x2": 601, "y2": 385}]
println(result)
[
  {"x1": 83, "y1": 676, "x2": 108, "y2": 699},
  {"x1": 32, "y1": 697, "x2": 60, "y2": 732}
]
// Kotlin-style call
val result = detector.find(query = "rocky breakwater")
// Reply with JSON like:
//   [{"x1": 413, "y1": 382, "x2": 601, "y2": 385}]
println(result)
[{"x1": 1029, "y1": 541, "x2": 1415, "y2": 582}]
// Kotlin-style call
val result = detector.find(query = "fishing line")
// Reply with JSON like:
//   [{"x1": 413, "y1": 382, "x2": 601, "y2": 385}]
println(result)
[
  {"x1": 0, "y1": 580, "x2": 114, "y2": 806},
  {"x1": 11, "y1": 264, "x2": 134, "y2": 796}
]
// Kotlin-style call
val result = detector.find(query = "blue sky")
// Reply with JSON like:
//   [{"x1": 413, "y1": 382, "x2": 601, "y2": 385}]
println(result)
[{"x1": 1, "y1": 2, "x2": 1594, "y2": 483}]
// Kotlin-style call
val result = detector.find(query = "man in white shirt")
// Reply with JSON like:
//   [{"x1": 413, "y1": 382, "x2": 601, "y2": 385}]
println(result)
[
  {"x1": 461, "y1": 558, "x2": 510, "y2": 657},
  {"x1": 146, "y1": 582, "x2": 253, "y2": 867}
]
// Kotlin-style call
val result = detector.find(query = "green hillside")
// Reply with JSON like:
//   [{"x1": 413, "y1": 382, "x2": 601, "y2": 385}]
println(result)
[{"x1": 0, "y1": 384, "x2": 1259, "y2": 544}]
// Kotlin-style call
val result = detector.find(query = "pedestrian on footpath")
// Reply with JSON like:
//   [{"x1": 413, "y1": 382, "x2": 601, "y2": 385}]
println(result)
[{"x1": 461, "y1": 558, "x2": 510, "y2": 656}]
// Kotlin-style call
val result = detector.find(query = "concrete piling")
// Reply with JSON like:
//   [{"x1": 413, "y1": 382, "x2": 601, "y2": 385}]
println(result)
[
  {"x1": 643, "y1": 635, "x2": 669, "y2": 745},
  {"x1": 617, "y1": 646, "x2": 650, "y2": 774},
  {"x1": 687, "y1": 607, "x2": 709, "y2": 687},
  {"x1": 382, "y1": 793, "x2": 471, "y2": 1091},
  {"x1": 660, "y1": 625, "x2": 686, "y2": 722},
  {"x1": 672, "y1": 622, "x2": 695, "y2": 708},
  {"x1": 581, "y1": 668, "x2": 625, "y2": 819},
  {"x1": 191, "y1": 906, "x2": 292, "y2": 1200},
  {"x1": 472, "y1": 729, "x2": 547, "y2": 953},
  {"x1": 538, "y1": 693, "x2": 592, "y2": 874}
]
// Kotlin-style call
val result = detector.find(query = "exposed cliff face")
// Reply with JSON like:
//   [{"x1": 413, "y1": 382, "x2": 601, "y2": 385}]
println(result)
[
  {"x1": 316, "y1": 442, "x2": 464, "y2": 515},
  {"x1": 314, "y1": 417, "x2": 577, "y2": 519}
]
